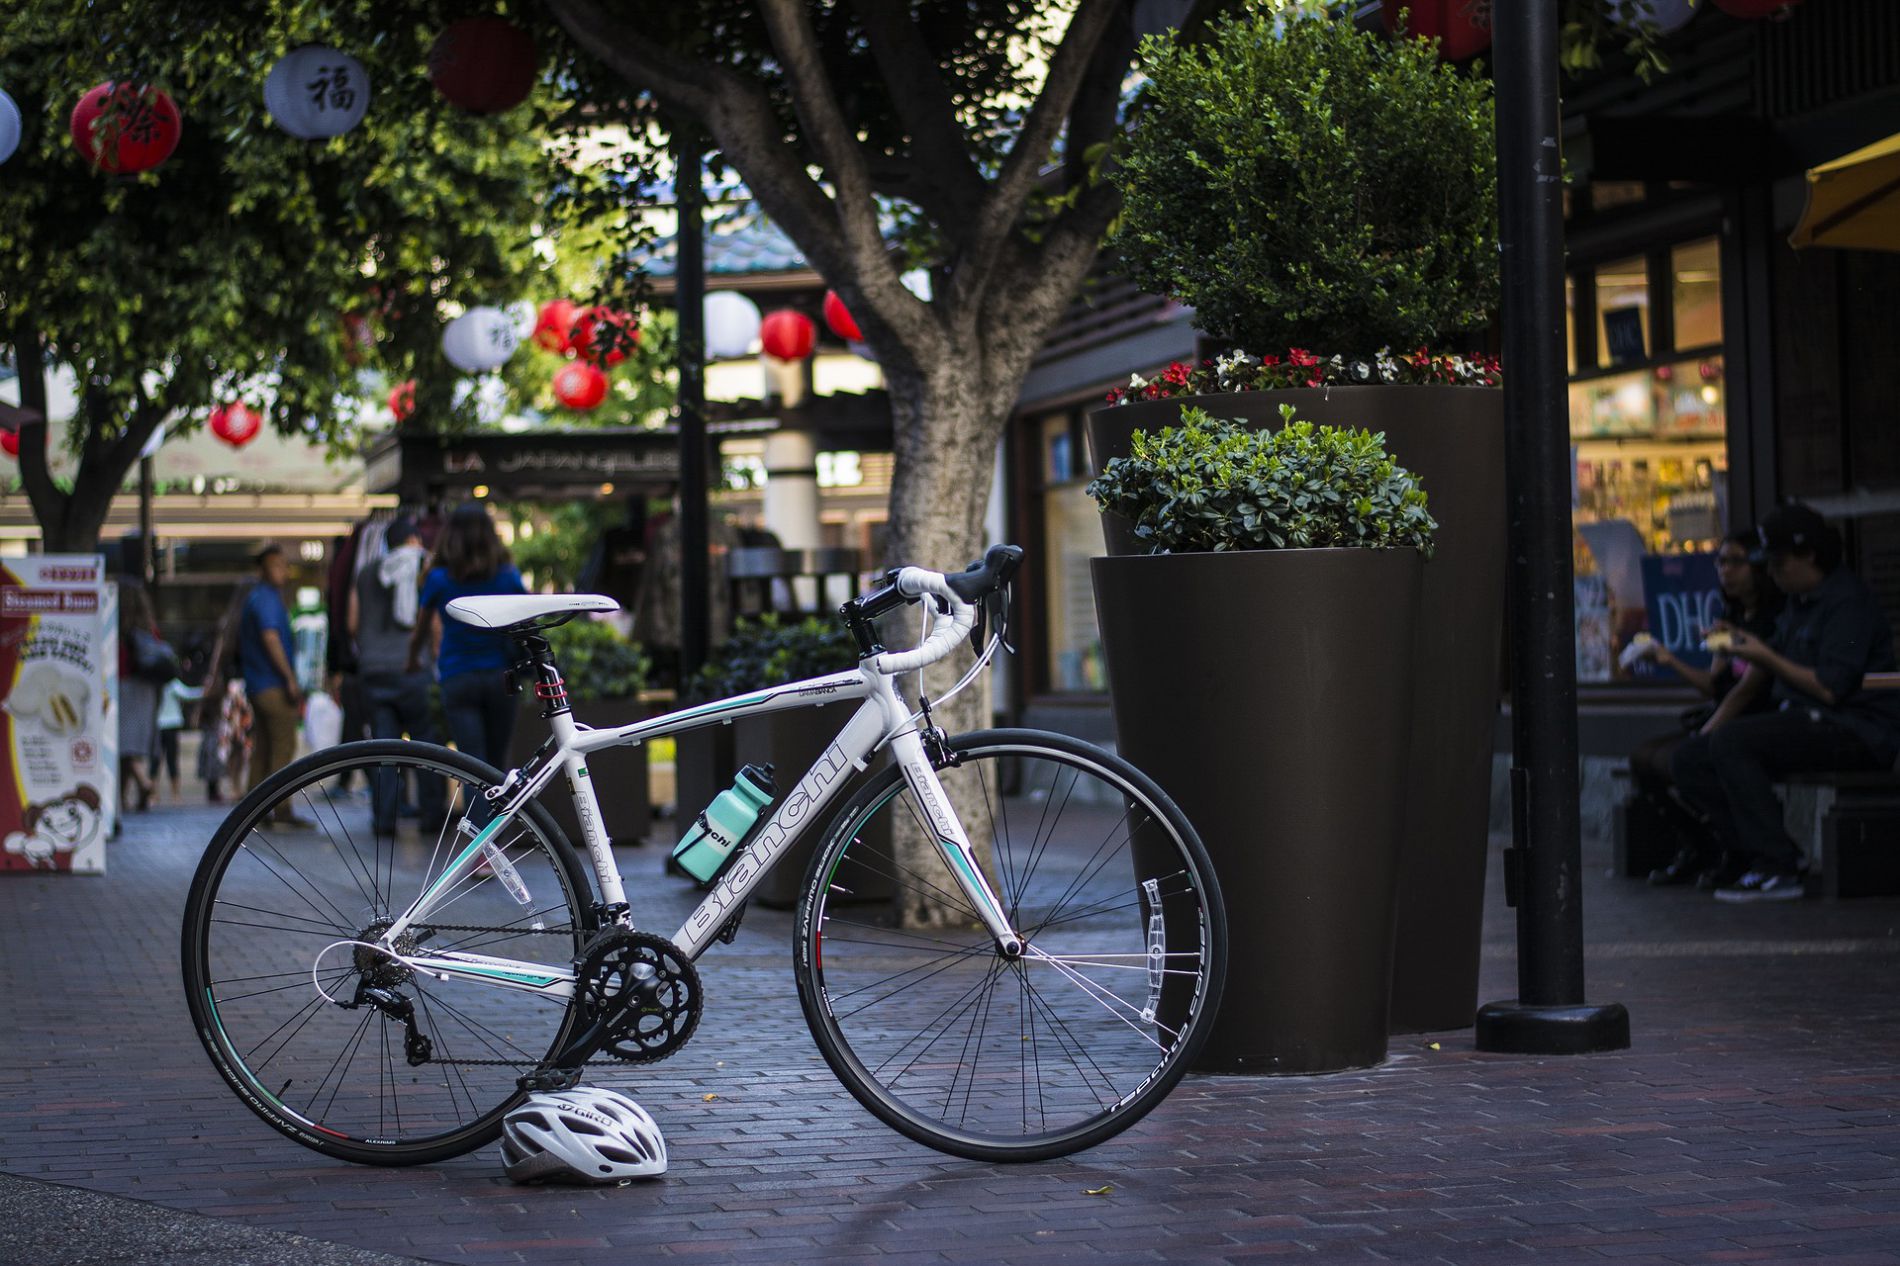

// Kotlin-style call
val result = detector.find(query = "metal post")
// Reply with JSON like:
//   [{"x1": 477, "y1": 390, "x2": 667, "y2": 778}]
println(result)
[
  {"x1": 676, "y1": 128, "x2": 711, "y2": 680},
  {"x1": 138, "y1": 454, "x2": 157, "y2": 589},
  {"x1": 1475, "y1": 0, "x2": 1629, "y2": 1055}
]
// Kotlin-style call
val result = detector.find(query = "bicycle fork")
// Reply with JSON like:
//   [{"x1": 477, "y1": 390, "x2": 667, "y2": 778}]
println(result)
[{"x1": 888, "y1": 726, "x2": 1023, "y2": 958}]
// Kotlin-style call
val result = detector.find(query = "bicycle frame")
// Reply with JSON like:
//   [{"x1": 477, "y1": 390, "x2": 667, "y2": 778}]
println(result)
[{"x1": 378, "y1": 657, "x2": 1018, "y2": 997}]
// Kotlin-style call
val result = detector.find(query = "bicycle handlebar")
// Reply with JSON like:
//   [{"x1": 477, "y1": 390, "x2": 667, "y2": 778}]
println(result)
[{"x1": 872, "y1": 568, "x2": 977, "y2": 675}]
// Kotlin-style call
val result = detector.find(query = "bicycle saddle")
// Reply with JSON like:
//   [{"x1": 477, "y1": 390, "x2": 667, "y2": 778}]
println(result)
[{"x1": 445, "y1": 593, "x2": 620, "y2": 633}]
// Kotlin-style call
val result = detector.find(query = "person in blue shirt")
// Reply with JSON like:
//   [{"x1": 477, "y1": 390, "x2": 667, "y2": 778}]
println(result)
[
  {"x1": 408, "y1": 504, "x2": 527, "y2": 769},
  {"x1": 237, "y1": 542, "x2": 310, "y2": 825}
]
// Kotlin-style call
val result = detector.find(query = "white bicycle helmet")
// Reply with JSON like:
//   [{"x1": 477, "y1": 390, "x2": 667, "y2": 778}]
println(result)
[{"x1": 500, "y1": 1088, "x2": 667, "y2": 1184}]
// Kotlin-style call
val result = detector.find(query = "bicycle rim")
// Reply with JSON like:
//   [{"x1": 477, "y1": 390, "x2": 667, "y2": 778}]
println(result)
[
  {"x1": 182, "y1": 741, "x2": 593, "y2": 1165},
  {"x1": 795, "y1": 729, "x2": 1225, "y2": 1162}
]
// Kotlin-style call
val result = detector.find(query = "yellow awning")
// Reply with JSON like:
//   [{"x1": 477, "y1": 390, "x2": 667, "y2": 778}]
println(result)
[{"x1": 1790, "y1": 132, "x2": 1900, "y2": 252}]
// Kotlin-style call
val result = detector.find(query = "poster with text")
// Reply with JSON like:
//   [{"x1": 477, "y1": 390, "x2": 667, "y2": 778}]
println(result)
[{"x1": 0, "y1": 556, "x2": 114, "y2": 874}]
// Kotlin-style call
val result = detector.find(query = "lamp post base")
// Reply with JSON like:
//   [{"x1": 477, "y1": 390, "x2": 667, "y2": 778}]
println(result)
[{"x1": 1475, "y1": 1000, "x2": 1631, "y2": 1054}]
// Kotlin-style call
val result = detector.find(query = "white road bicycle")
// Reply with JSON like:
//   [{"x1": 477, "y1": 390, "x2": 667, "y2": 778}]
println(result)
[{"x1": 183, "y1": 546, "x2": 1226, "y2": 1166}]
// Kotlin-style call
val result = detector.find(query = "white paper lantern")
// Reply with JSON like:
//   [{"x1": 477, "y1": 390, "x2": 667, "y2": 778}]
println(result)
[
  {"x1": 442, "y1": 306, "x2": 521, "y2": 373},
  {"x1": 704, "y1": 291, "x2": 762, "y2": 360},
  {"x1": 0, "y1": 89, "x2": 21, "y2": 165},
  {"x1": 264, "y1": 46, "x2": 370, "y2": 140},
  {"x1": 505, "y1": 299, "x2": 538, "y2": 338}
]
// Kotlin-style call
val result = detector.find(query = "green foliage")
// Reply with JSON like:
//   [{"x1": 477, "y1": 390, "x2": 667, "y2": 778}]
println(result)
[
  {"x1": 690, "y1": 614, "x2": 857, "y2": 700},
  {"x1": 508, "y1": 502, "x2": 624, "y2": 593},
  {"x1": 543, "y1": 618, "x2": 649, "y2": 703},
  {"x1": 1086, "y1": 405, "x2": 1437, "y2": 555},
  {"x1": 1113, "y1": 9, "x2": 1497, "y2": 357}
]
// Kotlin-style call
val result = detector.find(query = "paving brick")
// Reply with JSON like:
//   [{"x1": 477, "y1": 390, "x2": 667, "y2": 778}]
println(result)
[{"x1": 6, "y1": 805, "x2": 1900, "y2": 1265}]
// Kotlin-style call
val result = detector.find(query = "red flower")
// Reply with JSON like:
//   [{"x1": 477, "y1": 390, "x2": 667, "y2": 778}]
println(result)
[
  {"x1": 1260, "y1": 353, "x2": 1281, "y2": 367},
  {"x1": 1287, "y1": 347, "x2": 1318, "y2": 367}
]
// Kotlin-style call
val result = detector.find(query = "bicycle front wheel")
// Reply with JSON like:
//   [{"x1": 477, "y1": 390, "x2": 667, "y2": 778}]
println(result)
[
  {"x1": 794, "y1": 729, "x2": 1226, "y2": 1162},
  {"x1": 182, "y1": 740, "x2": 596, "y2": 1166}
]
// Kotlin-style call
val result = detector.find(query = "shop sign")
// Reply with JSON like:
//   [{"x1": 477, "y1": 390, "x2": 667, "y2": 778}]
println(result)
[
  {"x1": 1636, "y1": 551, "x2": 1722, "y2": 677},
  {"x1": 0, "y1": 556, "x2": 114, "y2": 874}
]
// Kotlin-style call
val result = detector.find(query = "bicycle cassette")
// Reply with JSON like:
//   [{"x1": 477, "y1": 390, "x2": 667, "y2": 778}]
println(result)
[{"x1": 574, "y1": 928, "x2": 702, "y2": 1064}]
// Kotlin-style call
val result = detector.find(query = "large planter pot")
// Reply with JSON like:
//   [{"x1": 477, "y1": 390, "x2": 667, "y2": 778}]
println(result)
[
  {"x1": 1089, "y1": 388, "x2": 1504, "y2": 1034},
  {"x1": 1093, "y1": 548, "x2": 1423, "y2": 1073},
  {"x1": 736, "y1": 707, "x2": 893, "y2": 909},
  {"x1": 673, "y1": 723, "x2": 735, "y2": 826},
  {"x1": 511, "y1": 697, "x2": 651, "y2": 848}
]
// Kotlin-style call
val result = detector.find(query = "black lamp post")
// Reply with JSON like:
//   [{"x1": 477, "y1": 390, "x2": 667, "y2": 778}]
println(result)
[
  {"x1": 675, "y1": 129, "x2": 710, "y2": 681},
  {"x1": 1476, "y1": 0, "x2": 1630, "y2": 1055}
]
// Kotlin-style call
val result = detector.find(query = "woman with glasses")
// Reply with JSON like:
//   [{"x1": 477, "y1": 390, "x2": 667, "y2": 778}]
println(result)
[{"x1": 1631, "y1": 530, "x2": 1782, "y2": 886}]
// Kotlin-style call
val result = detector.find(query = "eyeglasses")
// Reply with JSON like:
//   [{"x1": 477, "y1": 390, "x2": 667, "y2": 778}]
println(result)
[{"x1": 1716, "y1": 554, "x2": 1750, "y2": 567}]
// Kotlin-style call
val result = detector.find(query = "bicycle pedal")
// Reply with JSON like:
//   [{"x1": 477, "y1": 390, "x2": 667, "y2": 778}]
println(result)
[{"x1": 518, "y1": 1065, "x2": 583, "y2": 1093}]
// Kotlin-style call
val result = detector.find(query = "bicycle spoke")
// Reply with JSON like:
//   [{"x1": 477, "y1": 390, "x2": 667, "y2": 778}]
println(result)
[
  {"x1": 189, "y1": 745, "x2": 587, "y2": 1160},
  {"x1": 802, "y1": 736, "x2": 1220, "y2": 1159}
]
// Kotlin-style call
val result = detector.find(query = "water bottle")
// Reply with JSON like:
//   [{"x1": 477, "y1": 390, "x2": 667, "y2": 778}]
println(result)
[{"x1": 671, "y1": 764, "x2": 777, "y2": 884}]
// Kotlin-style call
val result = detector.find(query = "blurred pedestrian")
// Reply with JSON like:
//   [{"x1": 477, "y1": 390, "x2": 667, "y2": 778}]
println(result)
[
  {"x1": 352, "y1": 515, "x2": 445, "y2": 835},
  {"x1": 117, "y1": 584, "x2": 171, "y2": 812},
  {"x1": 151, "y1": 674, "x2": 201, "y2": 802},
  {"x1": 409, "y1": 504, "x2": 526, "y2": 769},
  {"x1": 238, "y1": 542, "x2": 310, "y2": 825}
]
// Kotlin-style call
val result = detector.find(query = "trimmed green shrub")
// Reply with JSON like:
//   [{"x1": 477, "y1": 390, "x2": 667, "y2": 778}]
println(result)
[
  {"x1": 691, "y1": 614, "x2": 857, "y2": 699},
  {"x1": 543, "y1": 618, "x2": 649, "y2": 702},
  {"x1": 1086, "y1": 405, "x2": 1437, "y2": 555},
  {"x1": 1113, "y1": 10, "x2": 1497, "y2": 356}
]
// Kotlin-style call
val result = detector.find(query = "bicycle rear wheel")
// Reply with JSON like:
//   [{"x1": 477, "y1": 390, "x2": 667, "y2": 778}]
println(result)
[
  {"x1": 794, "y1": 729, "x2": 1225, "y2": 1162},
  {"x1": 182, "y1": 740, "x2": 595, "y2": 1166}
]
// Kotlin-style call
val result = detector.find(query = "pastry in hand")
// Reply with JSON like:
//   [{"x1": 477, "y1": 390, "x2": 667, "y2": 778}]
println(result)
[{"x1": 1703, "y1": 629, "x2": 1735, "y2": 653}]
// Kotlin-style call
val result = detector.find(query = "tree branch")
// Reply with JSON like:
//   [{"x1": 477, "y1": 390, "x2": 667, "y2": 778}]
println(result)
[
  {"x1": 1064, "y1": 4, "x2": 1138, "y2": 189},
  {"x1": 952, "y1": 2, "x2": 1120, "y2": 312},
  {"x1": 9, "y1": 329, "x2": 68, "y2": 546},
  {"x1": 846, "y1": 0, "x2": 988, "y2": 232},
  {"x1": 544, "y1": 0, "x2": 721, "y2": 116},
  {"x1": 753, "y1": 0, "x2": 938, "y2": 352}
]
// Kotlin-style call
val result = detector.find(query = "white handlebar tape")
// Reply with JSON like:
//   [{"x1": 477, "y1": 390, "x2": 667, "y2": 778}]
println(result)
[{"x1": 874, "y1": 568, "x2": 977, "y2": 675}]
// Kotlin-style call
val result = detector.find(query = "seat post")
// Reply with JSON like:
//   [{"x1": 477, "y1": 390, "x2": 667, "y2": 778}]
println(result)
[{"x1": 513, "y1": 633, "x2": 571, "y2": 719}]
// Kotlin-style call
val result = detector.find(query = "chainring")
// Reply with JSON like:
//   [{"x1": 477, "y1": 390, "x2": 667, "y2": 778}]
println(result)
[{"x1": 574, "y1": 928, "x2": 702, "y2": 1063}]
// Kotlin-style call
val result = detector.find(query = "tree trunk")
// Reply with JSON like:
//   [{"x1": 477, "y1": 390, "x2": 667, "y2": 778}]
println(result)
[{"x1": 877, "y1": 356, "x2": 1022, "y2": 928}]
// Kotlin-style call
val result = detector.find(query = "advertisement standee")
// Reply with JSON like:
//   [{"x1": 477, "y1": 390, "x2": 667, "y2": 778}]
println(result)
[{"x1": 0, "y1": 556, "x2": 115, "y2": 875}]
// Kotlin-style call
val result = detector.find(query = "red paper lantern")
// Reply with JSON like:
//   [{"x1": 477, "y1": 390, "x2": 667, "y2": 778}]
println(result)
[
  {"x1": 1381, "y1": 1, "x2": 1491, "y2": 61},
  {"x1": 552, "y1": 361, "x2": 609, "y2": 410},
  {"x1": 70, "y1": 82, "x2": 182, "y2": 174},
  {"x1": 822, "y1": 290, "x2": 862, "y2": 342},
  {"x1": 533, "y1": 299, "x2": 579, "y2": 355},
  {"x1": 428, "y1": 17, "x2": 537, "y2": 114},
  {"x1": 760, "y1": 309, "x2": 817, "y2": 361},
  {"x1": 388, "y1": 380, "x2": 416, "y2": 421},
  {"x1": 0, "y1": 429, "x2": 18, "y2": 458},
  {"x1": 571, "y1": 306, "x2": 638, "y2": 366},
  {"x1": 209, "y1": 402, "x2": 262, "y2": 449},
  {"x1": 1712, "y1": 0, "x2": 1802, "y2": 17}
]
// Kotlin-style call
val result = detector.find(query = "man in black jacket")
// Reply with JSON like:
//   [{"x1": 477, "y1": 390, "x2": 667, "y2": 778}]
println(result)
[{"x1": 1672, "y1": 504, "x2": 1900, "y2": 902}]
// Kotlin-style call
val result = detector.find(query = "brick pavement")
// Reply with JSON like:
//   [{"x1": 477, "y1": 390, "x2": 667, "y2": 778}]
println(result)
[{"x1": 3, "y1": 796, "x2": 1900, "y2": 1265}]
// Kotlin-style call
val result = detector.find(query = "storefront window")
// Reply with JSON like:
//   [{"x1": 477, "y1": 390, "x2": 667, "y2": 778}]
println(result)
[
  {"x1": 1571, "y1": 240, "x2": 1727, "y2": 686},
  {"x1": 1595, "y1": 255, "x2": 1650, "y2": 368},
  {"x1": 1036, "y1": 413, "x2": 1106, "y2": 694},
  {"x1": 1671, "y1": 238, "x2": 1722, "y2": 350}
]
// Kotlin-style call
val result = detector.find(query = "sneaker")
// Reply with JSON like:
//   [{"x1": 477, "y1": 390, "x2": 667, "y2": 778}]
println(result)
[
  {"x1": 1715, "y1": 868, "x2": 1805, "y2": 903},
  {"x1": 1648, "y1": 846, "x2": 1707, "y2": 886}
]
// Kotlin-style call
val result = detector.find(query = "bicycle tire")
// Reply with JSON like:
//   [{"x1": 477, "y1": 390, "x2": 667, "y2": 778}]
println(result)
[
  {"x1": 182, "y1": 740, "x2": 597, "y2": 1166},
  {"x1": 793, "y1": 728, "x2": 1226, "y2": 1162}
]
